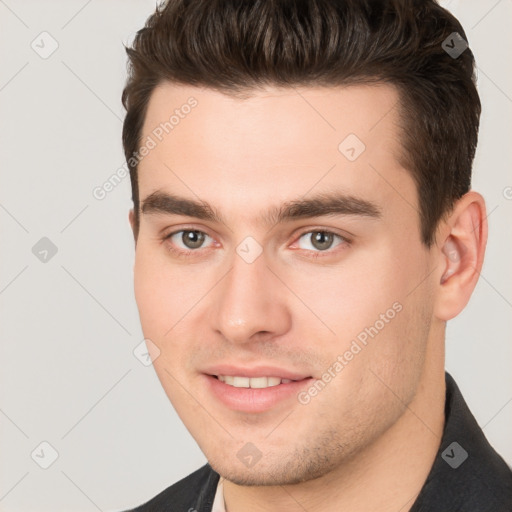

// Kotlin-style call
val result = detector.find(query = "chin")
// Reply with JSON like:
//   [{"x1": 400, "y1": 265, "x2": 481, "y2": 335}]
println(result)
[
  {"x1": 207, "y1": 448, "x2": 341, "y2": 487},
  {"x1": 210, "y1": 465, "x2": 309, "y2": 487}
]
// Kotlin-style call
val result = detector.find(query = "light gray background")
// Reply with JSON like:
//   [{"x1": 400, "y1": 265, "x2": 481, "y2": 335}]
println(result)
[{"x1": 0, "y1": 0, "x2": 510, "y2": 510}]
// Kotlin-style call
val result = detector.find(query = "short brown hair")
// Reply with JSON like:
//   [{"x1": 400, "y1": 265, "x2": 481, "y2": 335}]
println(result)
[{"x1": 122, "y1": 0, "x2": 480, "y2": 246}]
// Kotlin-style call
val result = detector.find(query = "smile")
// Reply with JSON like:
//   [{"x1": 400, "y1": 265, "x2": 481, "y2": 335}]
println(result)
[
  {"x1": 205, "y1": 374, "x2": 314, "y2": 413},
  {"x1": 215, "y1": 375, "x2": 296, "y2": 388}
]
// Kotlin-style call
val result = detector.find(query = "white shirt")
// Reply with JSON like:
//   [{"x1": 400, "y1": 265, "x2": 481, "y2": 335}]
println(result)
[{"x1": 211, "y1": 478, "x2": 226, "y2": 512}]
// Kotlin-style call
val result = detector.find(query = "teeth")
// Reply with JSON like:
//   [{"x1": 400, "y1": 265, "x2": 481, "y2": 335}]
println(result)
[
  {"x1": 217, "y1": 375, "x2": 293, "y2": 388},
  {"x1": 233, "y1": 376, "x2": 250, "y2": 387},
  {"x1": 248, "y1": 377, "x2": 268, "y2": 388}
]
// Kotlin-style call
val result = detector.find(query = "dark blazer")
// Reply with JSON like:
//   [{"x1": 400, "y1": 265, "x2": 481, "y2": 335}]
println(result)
[{"x1": 123, "y1": 372, "x2": 512, "y2": 511}]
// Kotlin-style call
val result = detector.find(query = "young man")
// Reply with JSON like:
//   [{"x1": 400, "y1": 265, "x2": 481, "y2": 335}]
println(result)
[{"x1": 120, "y1": 0, "x2": 512, "y2": 510}]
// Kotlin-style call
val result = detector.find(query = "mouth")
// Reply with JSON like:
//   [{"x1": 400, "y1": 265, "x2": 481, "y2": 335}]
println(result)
[
  {"x1": 213, "y1": 375, "x2": 299, "y2": 388},
  {"x1": 203, "y1": 371, "x2": 314, "y2": 413}
]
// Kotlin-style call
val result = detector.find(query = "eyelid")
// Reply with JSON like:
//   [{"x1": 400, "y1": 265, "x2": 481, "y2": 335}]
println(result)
[
  {"x1": 162, "y1": 224, "x2": 215, "y2": 241},
  {"x1": 293, "y1": 226, "x2": 353, "y2": 243}
]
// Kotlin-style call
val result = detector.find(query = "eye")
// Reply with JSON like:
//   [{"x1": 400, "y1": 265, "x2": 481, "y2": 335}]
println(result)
[
  {"x1": 295, "y1": 230, "x2": 348, "y2": 254},
  {"x1": 164, "y1": 229, "x2": 214, "y2": 254},
  {"x1": 161, "y1": 227, "x2": 350, "y2": 259}
]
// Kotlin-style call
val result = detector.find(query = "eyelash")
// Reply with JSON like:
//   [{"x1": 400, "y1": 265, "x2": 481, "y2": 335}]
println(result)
[{"x1": 161, "y1": 227, "x2": 351, "y2": 260}]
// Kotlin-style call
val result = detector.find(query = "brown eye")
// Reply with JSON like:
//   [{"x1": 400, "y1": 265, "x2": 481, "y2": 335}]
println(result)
[{"x1": 181, "y1": 230, "x2": 206, "y2": 249}]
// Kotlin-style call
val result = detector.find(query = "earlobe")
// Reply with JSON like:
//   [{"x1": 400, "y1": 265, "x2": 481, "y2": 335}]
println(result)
[{"x1": 433, "y1": 191, "x2": 488, "y2": 321}]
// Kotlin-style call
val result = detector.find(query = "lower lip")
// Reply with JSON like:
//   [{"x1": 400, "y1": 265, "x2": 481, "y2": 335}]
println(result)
[{"x1": 203, "y1": 374, "x2": 314, "y2": 413}]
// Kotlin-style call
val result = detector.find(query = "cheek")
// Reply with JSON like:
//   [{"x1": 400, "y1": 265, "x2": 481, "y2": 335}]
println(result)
[
  {"x1": 283, "y1": 248, "x2": 405, "y2": 343},
  {"x1": 299, "y1": 296, "x2": 431, "y2": 445},
  {"x1": 133, "y1": 249, "x2": 195, "y2": 401},
  {"x1": 133, "y1": 256, "x2": 169, "y2": 336},
  {"x1": 133, "y1": 244, "x2": 200, "y2": 336},
  {"x1": 295, "y1": 244, "x2": 431, "y2": 382}
]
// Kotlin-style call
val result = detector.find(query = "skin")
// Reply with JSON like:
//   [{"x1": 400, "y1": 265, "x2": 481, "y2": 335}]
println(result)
[{"x1": 129, "y1": 82, "x2": 487, "y2": 512}]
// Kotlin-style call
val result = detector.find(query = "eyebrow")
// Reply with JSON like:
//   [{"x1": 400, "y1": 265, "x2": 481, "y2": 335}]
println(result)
[{"x1": 141, "y1": 190, "x2": 382, "y2": 226}]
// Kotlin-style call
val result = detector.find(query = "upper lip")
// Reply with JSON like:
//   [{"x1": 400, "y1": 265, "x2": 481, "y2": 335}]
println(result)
[{"x1": 203, "y1": 364, "x2": 312, "y2": 381}]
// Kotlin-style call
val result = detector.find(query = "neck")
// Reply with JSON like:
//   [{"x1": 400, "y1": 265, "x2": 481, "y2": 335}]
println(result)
[{"x1": 222, "y1": 330, "x2": 446, "y2": 512}]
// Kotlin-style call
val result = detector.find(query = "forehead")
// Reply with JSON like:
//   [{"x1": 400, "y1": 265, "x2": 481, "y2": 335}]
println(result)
[
  {"x1": 137, "y1": 82, "x2": 415, "y2": 225},
  {"x1": 141, "y1": 82, "x2": 402, "y2": 155}
]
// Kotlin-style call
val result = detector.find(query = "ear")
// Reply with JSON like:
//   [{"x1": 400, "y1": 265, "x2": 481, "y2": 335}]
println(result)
[
  {"x1": 129, "y1": 208, "x2": 137, "y2": 244},
  {"x1": 433, "y1": 191, "x2": 488, "y2": 321}
]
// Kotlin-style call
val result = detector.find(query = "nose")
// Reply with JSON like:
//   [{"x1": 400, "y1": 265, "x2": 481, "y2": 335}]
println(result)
[{"x1": 210, "y1": 251, "x2": 292, "y2": 346}]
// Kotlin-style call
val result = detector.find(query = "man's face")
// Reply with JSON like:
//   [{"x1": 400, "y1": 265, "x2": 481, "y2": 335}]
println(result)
[{"x1": 131, "y1": 82, "x2": 438, "y2": 485}]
